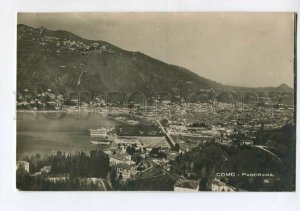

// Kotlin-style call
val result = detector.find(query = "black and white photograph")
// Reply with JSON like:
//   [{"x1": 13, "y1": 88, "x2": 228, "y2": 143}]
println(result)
[{"x1": 15, "y1": 12, "x2": 296, "y2": 192}]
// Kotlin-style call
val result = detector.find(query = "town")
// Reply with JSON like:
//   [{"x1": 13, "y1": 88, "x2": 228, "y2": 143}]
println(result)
[{"x1": 16, "y1": 88, "x2": 295, "y2": 191}]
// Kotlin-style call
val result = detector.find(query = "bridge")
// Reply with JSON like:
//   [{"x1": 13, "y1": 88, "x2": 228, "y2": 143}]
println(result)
[{"x1": 156, "y1": 120, "x2": 176, "y2": 149}]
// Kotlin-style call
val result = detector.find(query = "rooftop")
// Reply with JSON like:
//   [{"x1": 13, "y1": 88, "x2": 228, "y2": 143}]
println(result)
[
  {"x1": 174, "y1": 179, "x2": 199, "y2": 190},
  {"x1": 115, "y1": 163, "x2": 133, "y2": 170}
]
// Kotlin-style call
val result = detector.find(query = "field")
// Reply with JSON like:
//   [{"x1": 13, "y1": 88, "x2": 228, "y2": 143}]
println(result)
[{"x1": 136, "y1": 136, "x2": 171, "y2": 149}]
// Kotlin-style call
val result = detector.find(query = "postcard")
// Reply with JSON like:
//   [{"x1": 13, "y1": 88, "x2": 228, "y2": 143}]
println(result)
[{"x1": 16, "y1": 12, "x2": 296, "y2": 191}]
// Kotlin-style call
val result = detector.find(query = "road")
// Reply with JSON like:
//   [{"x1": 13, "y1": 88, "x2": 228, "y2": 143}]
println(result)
[
  {"x1": 149, "y1": 160, "x2": 181, "y2": 181},
  {"x1": 252, "y1": 145, "x2": 281, "y2": 162},
  {"x1": 106, "y1": 115, "x2": 132, "y2": 125}
]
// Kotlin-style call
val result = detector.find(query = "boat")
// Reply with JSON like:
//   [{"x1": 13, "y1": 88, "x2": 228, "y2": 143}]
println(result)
[{"x1": 89, "y1": 127, "x2": 116, "y2": 145}]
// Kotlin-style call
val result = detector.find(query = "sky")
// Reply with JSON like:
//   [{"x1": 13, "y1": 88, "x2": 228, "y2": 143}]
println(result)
[{"x1": 18, "y1": 12, "x2": 295, "y2": 87}]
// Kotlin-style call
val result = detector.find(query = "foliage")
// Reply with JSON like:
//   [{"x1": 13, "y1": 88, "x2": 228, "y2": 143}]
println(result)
[
  {"x1": 171, "y1": 124, "x2": 296, "y2": 192},
  {"x1": 18, "y1": 150, "x2": 110, "y2": 190}
]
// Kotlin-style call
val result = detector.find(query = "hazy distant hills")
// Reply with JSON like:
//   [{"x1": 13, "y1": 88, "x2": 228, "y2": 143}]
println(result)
[{"x1": 17, "y1": 24, "x2": 293, "y2": 101}]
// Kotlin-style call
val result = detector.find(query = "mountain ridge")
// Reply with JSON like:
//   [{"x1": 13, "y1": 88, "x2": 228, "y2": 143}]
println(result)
[{"x1": 17, "y1": 24, "x2": 293, "y2": 100}]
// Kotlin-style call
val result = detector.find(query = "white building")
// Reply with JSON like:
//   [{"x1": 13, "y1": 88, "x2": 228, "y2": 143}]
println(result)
[
  {"x1": 41, "y1": 166, "x2": 52, "y2": 174},
  {"x1": 109, "y1": 154, "x2": 135, "y2": 166},
  {"x1": 45, "y1": 177, "x2": 68, "y2": 183},
  {"x1": 16, "y1": 161, "x2": 30, "y2": 173},
  {"x1": 240, "y1": 140, "x2": 254, "y2": 146}
]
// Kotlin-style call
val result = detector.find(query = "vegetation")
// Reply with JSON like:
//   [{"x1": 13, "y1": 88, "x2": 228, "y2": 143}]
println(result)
[
  {"x1": 18, "y1": 24, "x2": 293, "y2": 102},
  {"x1": 17, "y1": 150, "x2": 110, "y2": 190},
  {"x1": 255, "y1": 124, "x2": 296, "y2": 191},
  {"x1": 189, "y1": 121, "x2": 208, "y2": 127},
  {"x1": 149, "y1": 147, "x2": 167, "y2": 158},
  {"x1": 171, "y1": 123, "x2": 295, "y2": 192}
]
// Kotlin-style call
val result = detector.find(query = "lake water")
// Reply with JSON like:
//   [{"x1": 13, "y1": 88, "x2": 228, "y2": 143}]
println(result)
[{"x1": 17, "y1": 112, "x2": 120, "y2": 160}]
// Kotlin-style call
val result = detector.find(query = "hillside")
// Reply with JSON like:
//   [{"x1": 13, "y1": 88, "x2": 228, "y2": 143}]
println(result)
[{"x1": 17, "y1": 24, "x2": 294, "y2": 101}]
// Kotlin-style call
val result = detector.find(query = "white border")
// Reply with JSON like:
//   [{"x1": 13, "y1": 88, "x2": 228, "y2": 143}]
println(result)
[{"x1": 0, "y1": 1, "x2": 300, "y2": 211}]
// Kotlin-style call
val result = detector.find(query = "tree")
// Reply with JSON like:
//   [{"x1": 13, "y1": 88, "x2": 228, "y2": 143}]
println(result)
[
  {"x1": 199, "y1": 178, "x2": 209, "y2": 191},
  {"x1": 89, "y1": 150, "x2": 109, "y2": 178},
  {"x1": 16, "y1": 163, "x2": 33, "y2": 190},
  {"x1": 174, "y1": 143, "x2": 180, "y2": 151},
  {"x1": 161, "y1": 119, "x2": 168, "y2": 127},
  {"x1": 126, "y1": 146, "x2": 136, "y2": 155},
  {"x1": 119, "y1": 172, "x2": 123, "y2": 181}
]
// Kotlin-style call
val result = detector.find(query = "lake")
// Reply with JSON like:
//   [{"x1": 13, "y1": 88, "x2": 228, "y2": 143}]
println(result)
[{"x1": 17, "y1": 111, "x2": 120, "y2": 160}]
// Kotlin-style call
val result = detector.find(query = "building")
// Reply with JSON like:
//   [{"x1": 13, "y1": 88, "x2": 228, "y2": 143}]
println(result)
[
  {"x1": 174, "y1": 179, "x2": 199, "y2": 192},
  {"x1": 109, "y1": 154, "x2": 135, "y2": 166},
  {"x1": 16, "y1": 161, "x2": 30, "y2": 173},
  {"x1": 41, "y1": 166, "x2": 52, "y2": 174},
  {"x1": 211, "y1": 179, "x2": 235, "y2": 192},
  {"x1": 167, "y1": 125, "x2": 188, "y2": 134},
  {"x1": 115, "y1": 163, "x2": 136, "y2": 181},
  {"x1": 219, "y1": 139, "x2": 233, "y2": 146},
  {"x1": 162, "y1": 100, "x2": 171, "y2": 105},
  {"x1": 240, "y1": 140, "x2": 254, "y2": 146},
  {"x1": 45, "y1": 177, "x2": 68, "y2": 183}
]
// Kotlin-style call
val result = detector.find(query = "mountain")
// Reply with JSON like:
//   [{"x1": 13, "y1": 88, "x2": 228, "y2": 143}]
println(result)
[
  {"x1": 225, "y1": 83, "x2": 293, "y2": 93},
  {"x1": 17, "y1": 24, "x2": 294, "y2": 102}
]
